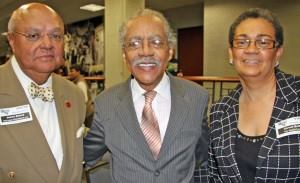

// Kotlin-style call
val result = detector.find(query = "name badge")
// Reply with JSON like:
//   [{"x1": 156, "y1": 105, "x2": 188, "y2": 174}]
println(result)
[
  {"x1": 275, "y1": 116, "x2": 300, "y2": 138},
  {"x1": 0, "y1": 104, "x2": 33, "y2": 125}
]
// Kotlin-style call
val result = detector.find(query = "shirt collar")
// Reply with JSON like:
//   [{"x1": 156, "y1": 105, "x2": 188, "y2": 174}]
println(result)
[{"x1": 131, "y1": 72, "x2": 171, "y2": 101}]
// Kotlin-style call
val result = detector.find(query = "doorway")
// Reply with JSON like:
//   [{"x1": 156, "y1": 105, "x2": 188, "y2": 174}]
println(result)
[{"x1": 178, "y1": 26, "x2": 203, "y2": 76}]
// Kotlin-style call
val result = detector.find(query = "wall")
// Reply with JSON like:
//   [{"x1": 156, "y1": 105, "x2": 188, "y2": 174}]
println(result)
[
  {"x1": 162, "y1": 3, "x2": 203, "y2": 63},
  {"x1": 204, "y1": 0, "x2": 300, "y2": 76},
  {"x1": 0, "y1": 38, "x2": 8, "y2": 57},
  {"x1": 104, "y1": 0, "x2": 145, "y2": 88},
  {"x1": 163, "y1": 3, "x2": 203, "y2": 30}
]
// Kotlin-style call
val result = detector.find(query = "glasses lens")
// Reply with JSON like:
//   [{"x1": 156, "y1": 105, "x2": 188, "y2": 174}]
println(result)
[
  {"x1": 233, "y1": 39, "x2": 249, "y2": 49},
  {"x1": 233, "y1": 39, "x2": 276, "y2": 49},
  {"x1": 256, "y1": 39, "x2": 275, "y2": 49}
]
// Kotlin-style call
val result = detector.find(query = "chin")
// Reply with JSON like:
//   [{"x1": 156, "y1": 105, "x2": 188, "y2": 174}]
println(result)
[
  {"x1": 239, "y1": 71, "x2": 262, "y2": 78},
  {"x1": 135, "y1": 75, "x2": 156, "y2": 83},
  {"x1": 139, "y1": 78, "x2": 156, "y2": 84},
  {"x1": 36, "y1": 65, "x2": 57, "y2": 73}
]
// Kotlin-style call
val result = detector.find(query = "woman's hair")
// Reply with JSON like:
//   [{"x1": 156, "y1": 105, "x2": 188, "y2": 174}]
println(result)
[{"x1": 228, "y1": 8, "x2": 283, "y2": 48}]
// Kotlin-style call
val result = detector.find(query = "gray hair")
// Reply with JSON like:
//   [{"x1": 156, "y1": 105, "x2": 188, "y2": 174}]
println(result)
[
  {"x1": 119, "y1": 8, "x2": 176, "y2": 49},
  {"x1": 229, "y1": 8, "x2": 283, "y2": 48}
]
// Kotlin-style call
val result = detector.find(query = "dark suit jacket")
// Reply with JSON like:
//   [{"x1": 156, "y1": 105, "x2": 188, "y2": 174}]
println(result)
[
  {"x1": 84, "y1": 75, "x2": 209, "y2": 183},
  {"x1": 208, "y1": 69, "x2": 300, "y2": 182},
  {"x1": 0, "y1": 60, "x2": 86, "y2": 183}
]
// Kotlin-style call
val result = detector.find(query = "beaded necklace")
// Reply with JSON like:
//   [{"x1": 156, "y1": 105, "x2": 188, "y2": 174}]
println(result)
[{"x1": 236, "y1": 129, "x2": 266, "y2": 143}]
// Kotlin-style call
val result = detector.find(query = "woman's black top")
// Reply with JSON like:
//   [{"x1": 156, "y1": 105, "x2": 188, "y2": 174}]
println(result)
[{"x1": 235, "y1": 129, "x2": 266, "y2": 183}]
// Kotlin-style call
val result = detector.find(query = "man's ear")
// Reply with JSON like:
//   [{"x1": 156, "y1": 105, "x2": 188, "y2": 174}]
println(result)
[
  {"x1": 122, "y1": 52, "x2": 126, "y2": 63},
  {"x1": 168, "y1": 48, "x2": 174, "y2": 61},
  {"x1": 7, "y1": 33, "x2": 15, "y2": 53}
]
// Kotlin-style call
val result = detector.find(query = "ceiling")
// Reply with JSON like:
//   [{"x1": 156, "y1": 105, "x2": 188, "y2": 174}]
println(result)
[{"x1": 0, "y1": 0, "x2": 203, "y2": 54}]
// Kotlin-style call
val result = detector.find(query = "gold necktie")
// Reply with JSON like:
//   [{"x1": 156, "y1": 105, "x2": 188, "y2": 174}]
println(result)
[
  {"x1": 28, "y1": 82, "x2": 54, "y2": 102},
  {"x1": 140, "y1": 90, "x2": 161, "y2": 159}
]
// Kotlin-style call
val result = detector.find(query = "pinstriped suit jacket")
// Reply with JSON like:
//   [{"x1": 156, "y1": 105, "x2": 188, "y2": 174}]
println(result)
[
  {"x1": 84, "y1": 75, "x2": 209, "y2": 183},
  {"x1": 0, "y1": 61, "x2": 86, "y2": 183},
  {"x1": 208, "y1": 69, "x2": 300, "y2": 182}
]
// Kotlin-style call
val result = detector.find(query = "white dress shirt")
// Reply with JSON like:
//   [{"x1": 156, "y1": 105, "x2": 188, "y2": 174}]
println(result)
[
  {"x1": 11, "y1": 56, "x2": 63, "y2": 170},
  {"x1": 131, "y1": 73, "x2": 171, "y2": 140}
]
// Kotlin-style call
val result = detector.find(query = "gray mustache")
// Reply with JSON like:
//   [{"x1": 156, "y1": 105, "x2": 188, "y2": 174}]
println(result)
[{"x1": 132, "y1": 57, "x2": 161, "y2": 67}]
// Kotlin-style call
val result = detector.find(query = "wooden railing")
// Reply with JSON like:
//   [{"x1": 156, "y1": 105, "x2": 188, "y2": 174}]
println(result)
[
  {"x1": 84, "y1": 76, "x2": 105, "y2": 81},
  {"x1": 182, "y1": 76, "x2": 240, "y2": 102}
]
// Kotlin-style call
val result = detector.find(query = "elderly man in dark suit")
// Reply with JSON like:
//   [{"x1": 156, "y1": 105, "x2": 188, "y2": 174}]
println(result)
[
  {"x1": 84, "y1": 9, "x2": 209, "y2": 183},
  {"x1": 0, "y1": 3, "x2": 86, "y2": 183}
]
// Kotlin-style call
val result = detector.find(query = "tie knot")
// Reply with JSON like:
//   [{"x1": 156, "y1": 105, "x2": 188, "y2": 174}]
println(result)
[
  {"x1": 144, "y1": 90, "x2": 157, "y2": 104},
  {"x1": 28, "y1": 82, "x2": 54, "y2": 102}
]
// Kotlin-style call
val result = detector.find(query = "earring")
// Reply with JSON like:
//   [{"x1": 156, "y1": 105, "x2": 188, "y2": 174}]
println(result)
[
  {"x1": 229, "y1": 59, "x2": 233, "y2": 65},
  {"x1": 275, "y1": 60, "x2": 279, "y2": 67}
]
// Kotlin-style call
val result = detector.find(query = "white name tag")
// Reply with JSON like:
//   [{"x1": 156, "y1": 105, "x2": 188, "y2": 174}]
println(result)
[
  {"x1": 275, "y1": 116, "x2": 300, "y2": 138},
  {"x1": 0, "y1": 104, "x2": 33, "y2": 125}
]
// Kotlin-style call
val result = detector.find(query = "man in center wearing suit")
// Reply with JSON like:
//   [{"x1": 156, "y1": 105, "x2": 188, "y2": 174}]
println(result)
[{"x1": 84, "y1": 9, "x2": 209, "y2": 182}]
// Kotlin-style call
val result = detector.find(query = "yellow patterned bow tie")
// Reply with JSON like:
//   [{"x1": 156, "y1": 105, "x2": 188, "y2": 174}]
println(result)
[{"x1": 28, "y1": 82, "x2": 54, "y2": 102}]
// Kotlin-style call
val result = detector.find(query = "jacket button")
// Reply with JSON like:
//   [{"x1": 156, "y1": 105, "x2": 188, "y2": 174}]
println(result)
[
  {"x1": 154, "y1": 170, "x2": 160, "y2": 176},
  {"x1": 8, "y1": 171, "x2": 16, "y2": 179}
]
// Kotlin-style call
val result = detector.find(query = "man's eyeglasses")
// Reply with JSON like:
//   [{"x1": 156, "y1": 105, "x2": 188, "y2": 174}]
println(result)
[
  {"x1": 13, "y1": 31, "x2": 64, "y2": 42},
  {"x1": 232, "y1": 38, "x2": 278, "y2": 49},
  {"x1": 125, "y1": 37, "x2": 167, "y2": 50}
]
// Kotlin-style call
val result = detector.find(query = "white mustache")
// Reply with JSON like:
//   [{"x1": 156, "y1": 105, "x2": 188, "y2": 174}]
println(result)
[{"x1": 132, "y1": 57, "x2": 161, "y2": 67}]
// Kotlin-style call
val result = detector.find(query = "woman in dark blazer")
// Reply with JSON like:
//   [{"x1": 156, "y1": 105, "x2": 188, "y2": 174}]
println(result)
[{"x1": 208, "y1": 8, "x2": 300, "y2": 183}]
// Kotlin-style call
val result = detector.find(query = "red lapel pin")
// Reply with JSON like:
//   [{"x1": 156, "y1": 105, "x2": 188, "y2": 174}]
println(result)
[{"x1": 65, "y1": 100, "x2": 72, "y2": 108}]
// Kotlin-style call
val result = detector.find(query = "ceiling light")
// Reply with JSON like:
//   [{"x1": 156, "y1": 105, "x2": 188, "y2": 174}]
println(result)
[{"x1": 80, "y1": 4, "x2": 105, "y2": 12}]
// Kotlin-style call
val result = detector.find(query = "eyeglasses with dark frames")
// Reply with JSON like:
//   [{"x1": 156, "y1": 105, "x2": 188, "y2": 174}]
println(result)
[{"x1": 233, "y1": 38, "x2": 278, "y2": 49}]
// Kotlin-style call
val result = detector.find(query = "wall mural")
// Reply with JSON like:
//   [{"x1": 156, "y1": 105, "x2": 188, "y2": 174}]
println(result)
[
  {"x1": 62, "y1": 16, "x2": 104, "y2": 77},
  {"x1": 62, "y1": 16, "x2": 105, "y2": 99}
]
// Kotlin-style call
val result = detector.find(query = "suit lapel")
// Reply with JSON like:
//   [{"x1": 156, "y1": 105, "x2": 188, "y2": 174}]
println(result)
[
  {"x1": 115, "y1": 79, "x2": 154, "y2": 157},
  {"x1": 220, "y1": 103, "x2": 241, "y2": 182},
  {"x1": 257, "y1": 73, "x2": 299, "y2": 168},
  {"x1": 52, "y1": 75, "x2": 69, "y2": 182},
  {"x1": 216, "y1": 88, "x2": 242, "y2": 182},
  {"x1": 2, "y1": 62, "x2": 58, "y2": 182},
  {"x1": 158, "y1": 78, "x2": 188, "y2": 156},
  {"x1": 257, "y1": 96, "x2": 296, "y2": 168}
]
